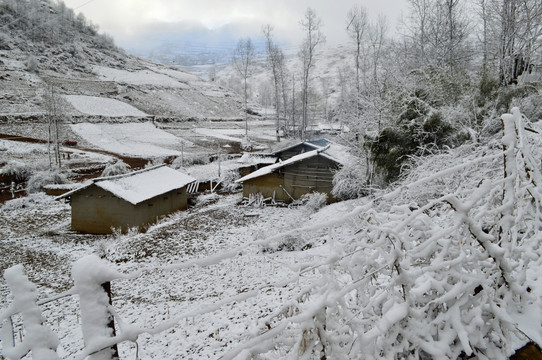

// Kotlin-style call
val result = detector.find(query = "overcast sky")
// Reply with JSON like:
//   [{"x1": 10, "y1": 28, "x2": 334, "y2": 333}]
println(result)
[{"x1": 63, "y1": 0, "x2": 407, "y2": 51}]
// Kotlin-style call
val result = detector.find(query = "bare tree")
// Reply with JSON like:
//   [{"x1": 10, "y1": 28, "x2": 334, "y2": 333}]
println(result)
[
  {"x1": 278, "y1": 54, "x2": 289, "y2": 135},
  {"x1": 346, "y1": 4, "x2": 368, "y2": 119},
  {"x1": 262, "y1": 24, "x2": 283, "y2": 141},
  {"x1": 405, "y1": 0, "x2": 431, "y2": 67},
  {"x1": 402, "y1": 0, "x2": 470, "y2": 70},
  {"x1": 232, "y1": 37, "x2": 256, "y2": 137},
  {"x1": 441, "y1": 0, "x2": 470, "y2": 70},
  {"x1": 366, "y1": 15, "x2": 389, "y2": 132},
  {"x1": 496, "y1": 0, "x2": 542, "y2": 84},
  {"x1": 299, "y1": 8, "x2": 326, "y2": 140},
  {"x1": 44, "y1": 84, "x2": 62, "y2": 169}
]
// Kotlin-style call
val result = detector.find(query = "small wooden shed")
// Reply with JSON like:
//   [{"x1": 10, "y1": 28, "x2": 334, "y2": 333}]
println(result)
[
  {"x1": 58, "y1": 165, "x2": 196, "y2": 234},
  {"x1": 236, "y1": 141, "x2": 349, "y2": 203}
]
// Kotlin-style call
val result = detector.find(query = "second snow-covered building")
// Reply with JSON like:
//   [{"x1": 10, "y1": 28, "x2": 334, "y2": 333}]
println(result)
[
  {"x1": 236, "y1": 140, "x2": 351, "y2": 203},
  {"x1": 58, "y1": 165, "x2": 196, "y2": 234}
]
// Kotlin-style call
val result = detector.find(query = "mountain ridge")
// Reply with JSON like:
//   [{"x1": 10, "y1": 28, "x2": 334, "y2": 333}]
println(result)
[{"x1": 0, "y1": 0, "x2": 244, "y2": 122}]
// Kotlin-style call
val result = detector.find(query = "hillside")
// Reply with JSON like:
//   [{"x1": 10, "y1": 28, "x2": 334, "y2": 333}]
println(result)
[{"x1": 0, "y1": 0, "x2": 244, "y2": 123}]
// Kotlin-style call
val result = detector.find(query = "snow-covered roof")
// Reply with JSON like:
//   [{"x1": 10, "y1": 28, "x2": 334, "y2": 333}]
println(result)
[
  {"x1": 57, "y1": 165, "x2": 196, "y2": 205},
  {"x1": 272, "y1": 139, "x2": 353, "y2": 166},
  {"x1": 237, "y1": 153, "x2": 277, "y2": 165},
  {"x1": 271, "y1": 140, "x2": 322, "y2": 156},
  {"x1": 236, "y1": 147, "x2": 340, "y2": 183}
]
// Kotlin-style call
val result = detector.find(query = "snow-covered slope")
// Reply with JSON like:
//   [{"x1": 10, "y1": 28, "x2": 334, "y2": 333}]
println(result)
[{"x1": 0, "y1": 0, "x2": 243, "y2": 122}]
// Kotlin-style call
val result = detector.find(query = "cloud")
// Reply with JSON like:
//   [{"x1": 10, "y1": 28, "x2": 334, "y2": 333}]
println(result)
[{"x1": 64, "y1": 0, "x2": 405, "y2": 56}]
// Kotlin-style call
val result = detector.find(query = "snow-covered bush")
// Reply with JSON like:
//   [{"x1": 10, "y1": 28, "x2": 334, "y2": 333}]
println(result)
[
  {"x1": 101, "y1": 160, "x2": 130, "y2": 177},
  {"x1": 368, "y1": 108, "x2": 458, "y2": 184},
  {"x1": 332, "y1": 161, "x2": 367, "y2": 200},
  {"x1": 220, "y1": 169, "x2": 242, "y2": 192},
  {"x1": 0, "y1": 32, "x2": 10, "y2": 50},
  {"x1": 1, "y1": 160, "x2": 34, "y2": 181},
  {"x1": 26, "y1": 56, "x2": 39, "y2": 73},
  {"x1": 264, "y1": 234, "x2": 310, "y2": 253},
  {"x1": 26, "y1": 170, "x2": 68, "y2": 193},
  {"x1": 171, "y1": 153, "x2": 210, "y2": 168},
  {"x1": 496, "y1": 84, "x2": 538, "y2": 114},
  {"x1": 241, "y1": 136, "x2": 253, "y2": 150},
  {"x1": 294, "y1": 192, "x2": 327, "y2": 211},
  {"x1": 516, "y1": 93, "x2": 542, "y2": 122}
]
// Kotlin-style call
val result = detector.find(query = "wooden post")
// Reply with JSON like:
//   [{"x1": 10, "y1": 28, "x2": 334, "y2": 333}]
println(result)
[{"x1": 101, "y1": 281, "x2": 119, "y2": 360}]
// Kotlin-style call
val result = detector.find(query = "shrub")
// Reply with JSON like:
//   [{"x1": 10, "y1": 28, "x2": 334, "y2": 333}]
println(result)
[
  {"x1": 0, "y1": 32, "x2": 10, "y2": 50},
  {"x1": 1, "y1": 161, "x2": 34, "y2": 181},
  {"x1": 332, "y1": 162, "x2": 368, "y2": 200},
  {"x1": 171, "y1": 153, "x2": 210, "y2": 168},
  {"x1": 26, "y1": 170, "x2": 68, "y2": 193},
  {"x1": 220, "y1": 169, "x2": 242, "y2": 193},
  {"x1": 101, "y1": 160, "x2": 130, "y2": 177},
  {"x1": 144, "y1": 158, "x2": 165, "y2": 169},
  {"x1": 368, "y1": 103, "x2": 458, "y2": 185},
  {"x1": 367, "y1": 127, "x2": 417, "y2": 184},
  {"x1": 496, "y1": 84, "x2": 539, "y2": 113},
  {"x1": 26, "y1": 56, "x2": 39, "y2": 73},
  {"x1": 294, "y1": 192, "x2": 328, "y2": 211}
]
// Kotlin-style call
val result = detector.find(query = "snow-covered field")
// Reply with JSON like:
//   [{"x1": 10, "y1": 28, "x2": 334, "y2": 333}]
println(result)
[
  {"x1": 93, "y1": 65, "x2": 197, "y2": 88},
  {"x1": 64, "y1": 95, "x2": 148, "y2": 117},
  {"x1": 70, "y1": 122, "x2": 184, "y2": 157},
  {"x1": 195, "y1": 128, "x2": 246, "y2": 143}
]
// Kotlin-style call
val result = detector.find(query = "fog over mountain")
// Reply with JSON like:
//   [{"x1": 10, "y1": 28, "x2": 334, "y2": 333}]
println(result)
[{"x1": 120, "y1": 20, "x2": 273, "y2": 66}]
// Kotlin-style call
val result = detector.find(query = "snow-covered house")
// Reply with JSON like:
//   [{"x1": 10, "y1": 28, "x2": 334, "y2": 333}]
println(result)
[
  {"x1": 236, "y1": 140, "x2": 351, "y2": 203},
  {"x1": 58, "y1": 165, "x2": 196, "y2": 234}
]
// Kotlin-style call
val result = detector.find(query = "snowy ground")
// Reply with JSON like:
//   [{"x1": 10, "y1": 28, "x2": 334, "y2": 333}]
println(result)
[
  {"x1": 0, "y1": 190, "x2": 350, "y2": 359},
  {"x1": 0, "y1": 138, "x2": 113, "y2": 173},
  {"x1": 1, "y1": 118, "x2": 281, "y2": 161}
]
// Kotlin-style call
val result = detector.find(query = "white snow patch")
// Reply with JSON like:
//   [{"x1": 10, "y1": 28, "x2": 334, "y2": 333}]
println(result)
[
  {"x1": 0, "y1": 139, "x2": 113, "y2": 162},
  {"x1": 195, "y1": 128, "x2": 244, "y2": 143},
  {"x1": 64, "y1": 95, "x2": 148, "y2": 117},
  {"x1": 151, "y1": 66, "x2": 200, "y2": 83},
  {"x1": 70, "y1": 122, "x2": 183, "y2": 157},
  {"x1": 93, "y1": 66, "x2": 190, "y2": 88}
]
